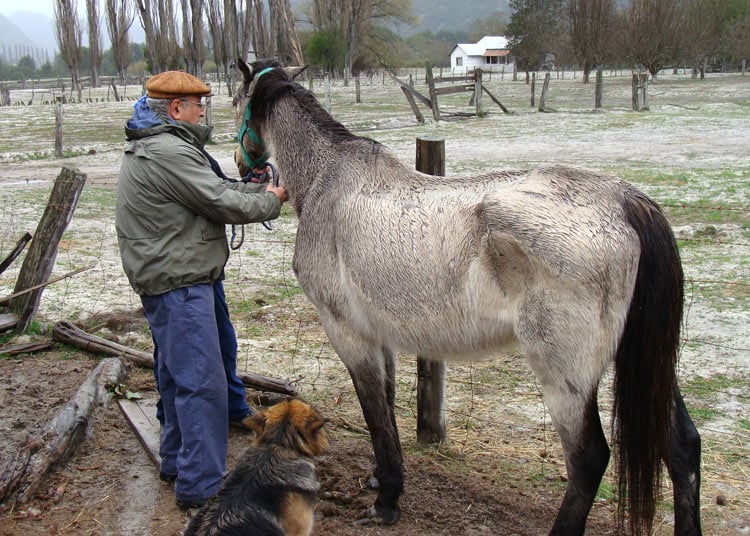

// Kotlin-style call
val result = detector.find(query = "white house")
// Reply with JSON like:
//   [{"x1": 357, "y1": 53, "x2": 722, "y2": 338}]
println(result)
[{"x1": 450, "y1": 36, "x2": 513, "y2": 74}]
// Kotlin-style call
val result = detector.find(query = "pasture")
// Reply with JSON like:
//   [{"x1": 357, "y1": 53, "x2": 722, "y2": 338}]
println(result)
[{"x1": 0, "y1": 70, "x2": 748, "y2": 535}]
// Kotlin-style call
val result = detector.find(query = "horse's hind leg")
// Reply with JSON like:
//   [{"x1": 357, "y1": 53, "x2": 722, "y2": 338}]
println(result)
[
  {"x1": 668, "y1": 387, "x2": 702, "y2": 536},
  {"x1": 547, "y1": 391, "x2": 610, "y2": 536}
]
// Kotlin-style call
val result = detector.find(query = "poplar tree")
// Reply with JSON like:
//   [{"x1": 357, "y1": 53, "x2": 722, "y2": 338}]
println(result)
[{"x1": 54, "y1": 0, "x2": 83, "y2": 98}]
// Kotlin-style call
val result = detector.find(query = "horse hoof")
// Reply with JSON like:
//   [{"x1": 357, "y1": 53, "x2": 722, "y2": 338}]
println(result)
[{"x1": 354, "y1": 505, "x2": 401, "y2": 526}]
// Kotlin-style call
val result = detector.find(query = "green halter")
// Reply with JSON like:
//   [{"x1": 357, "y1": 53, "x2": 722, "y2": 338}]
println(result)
[{"x1": 237, "y1": 67, "x2": 275, "y2": 169}]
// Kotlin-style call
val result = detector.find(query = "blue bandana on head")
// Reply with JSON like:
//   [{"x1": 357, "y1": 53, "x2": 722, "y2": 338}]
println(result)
[{"x1": 127, "y1": 95, "x2": 173, "y2": 129}]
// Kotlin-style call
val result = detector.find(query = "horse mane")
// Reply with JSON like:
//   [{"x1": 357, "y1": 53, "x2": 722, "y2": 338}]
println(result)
[{"x1": 249, "y1": 66, "x2": 379, "y2": 150}]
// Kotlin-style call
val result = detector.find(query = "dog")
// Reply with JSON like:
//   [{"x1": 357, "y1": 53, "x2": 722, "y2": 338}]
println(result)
[{"x1": 183, "y1": 399, "x2": 328, "y2": 536}]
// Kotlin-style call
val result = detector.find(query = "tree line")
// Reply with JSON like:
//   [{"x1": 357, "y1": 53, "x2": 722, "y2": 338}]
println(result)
[
  {"x1": 48, "y1": 0, "x2": 421, "y2": 96},
  {"x1": 3, "y1": 0, "x2": 748, "y2": 94},
  {"x1": 508, "y1": 0, "x2": 750, "y2": 82}
]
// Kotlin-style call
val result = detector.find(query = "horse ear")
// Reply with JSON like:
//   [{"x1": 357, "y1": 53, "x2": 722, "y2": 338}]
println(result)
[
  {"x1": 237, "y1": 57, "x2": 252, "y2": 80},
  {"x1": 286, "y1": 65, "x2": 308, "y2": 80}
]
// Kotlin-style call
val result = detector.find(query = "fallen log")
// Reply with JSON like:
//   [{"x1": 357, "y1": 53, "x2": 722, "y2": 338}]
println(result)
[
  {"x1": 52, "y1": 320, "x2": 298, "y2": 396},
  {"x1": 238, "y1": 372, "x2": 297, "y2": 397},
  {"x1": 0, "y1": 357, "x2": 127, "y2": 506},
  {"x1": 0, "y1": 340, "x2": 56, "y2": 356},
  {"x1": 53, "y1": 320, "x2": 154, "y2": 368}
]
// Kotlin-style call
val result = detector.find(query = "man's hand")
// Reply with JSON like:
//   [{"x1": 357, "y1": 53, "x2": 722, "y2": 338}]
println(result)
[{"x1": 267, "y1": 183, "x2": 288, "y2": 203}]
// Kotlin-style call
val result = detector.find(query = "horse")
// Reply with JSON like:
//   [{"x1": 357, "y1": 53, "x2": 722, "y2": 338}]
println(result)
[{"x1": 233, "y1": 57, "x2": 702, "y2": 536}]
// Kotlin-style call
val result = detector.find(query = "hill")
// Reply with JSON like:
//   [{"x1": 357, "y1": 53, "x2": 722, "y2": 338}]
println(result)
[
  {"x1": 5, "y1": 11, "x2": 56, "y2": 52},
  {"x1": 407, "y1": 0, "x2": 510, "y2": 35},
  {"x1": 0, "y1": 13, "x2": 36, "y2": 50},
  {"x1": 1, "y1": 11, "x2": 56, "y2": 65},
  {"x1": 289, "y1": 0, "x2": 510, "y2": 36}
]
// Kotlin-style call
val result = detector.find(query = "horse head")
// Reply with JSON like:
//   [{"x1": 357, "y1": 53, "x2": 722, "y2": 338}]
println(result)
[{"x1": 233, "y1": 58, "x2": 307, "y2": 178}]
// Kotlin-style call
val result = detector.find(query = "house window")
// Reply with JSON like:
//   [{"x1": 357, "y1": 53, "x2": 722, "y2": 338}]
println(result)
[{"x1": 456, "y1": 57, "x2": 463, "y2": 66}]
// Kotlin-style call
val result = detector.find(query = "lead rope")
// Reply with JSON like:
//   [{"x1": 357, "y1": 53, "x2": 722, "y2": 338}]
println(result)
[
  {"x1": 231, "y1": 67, "x2": 278, "y2": 250},
  {"x1": 230, "y1": 163, "x2": 280, "y2": 249}
]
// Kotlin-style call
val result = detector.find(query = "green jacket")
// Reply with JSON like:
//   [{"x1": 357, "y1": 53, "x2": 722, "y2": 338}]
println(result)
[{"x1": 116, "y1": 121, "x2": 280, "y2": 296}]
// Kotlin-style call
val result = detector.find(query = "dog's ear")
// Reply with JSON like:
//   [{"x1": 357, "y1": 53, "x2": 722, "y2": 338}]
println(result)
[
  {"x1": 247, "y1": 412, "x2": 267, "y2": 435},
  {"x1": 299, "y1": 410, "x2": 328, "y2": 456},
  {"x1": 306, "y1": 414, "x2": 328, "y2": 434}
]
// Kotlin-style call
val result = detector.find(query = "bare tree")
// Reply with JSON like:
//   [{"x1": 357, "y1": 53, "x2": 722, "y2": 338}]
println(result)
[
  {"x1": 507, "y1": 0, "x2": 566, "y2": 77},
  {"x1": 252, "y1": 0, "x2": 270, "y2": 58},
  {"x1": 54, "y1": 0, "x2": 83, "y2": 100},
  {"x1": 682, "y1": 0, "x2": 740, "y2": 78},
  {"x1": 269, "y1": 0, "x2": 304, "y2": 66},
  {"x1": 344, "y1": 0, "x2": 370, "y2": 85},
  {"x1": 568, "y1": 0, "x2": 614, "y2": 83},
  {"x1": 237, "y1": 0, "x2": 254, "y2": 61},
  {"x1": 181, "y1": 0, "x2": 206, "y2": 76},
  {"x1": 725, "y1": 7, "x2": 750, "y2": 68},
  {"x1": 135, "y1": 0, "x2": 180, "y2": 73},
  {"x1": 206, "y1": 0, "x2": 241, "y2": 94},
  {"x1": 85, "y1": 0, "x2": 102, "y2": 87},
  {"x1": 106, "y1": 0, "x2": 133, "y2": 85},
  {"x1": 306, "y1": 0, "x2": 414, "y2": 77},
  {"x1": 623, "y1": 0, "x2": 683, "y2": 80}
]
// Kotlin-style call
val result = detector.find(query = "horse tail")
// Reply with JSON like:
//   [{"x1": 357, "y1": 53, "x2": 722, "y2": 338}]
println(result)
[{"x1": 613, "y1": 190, "x2": 683, "y2": 536}]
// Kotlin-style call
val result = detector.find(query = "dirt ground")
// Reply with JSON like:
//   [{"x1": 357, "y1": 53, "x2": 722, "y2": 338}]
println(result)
[
  {"x1": 0, "y1": 311, "x2": 744, "y2": 536},
  {"x1": 0, "y1": 347, "x2": 616, "y2": 536}
]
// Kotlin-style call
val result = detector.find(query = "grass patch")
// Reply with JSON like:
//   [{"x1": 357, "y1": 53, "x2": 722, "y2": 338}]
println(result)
[{"x1": 682, "y1": 374, "x2": 744, "y2": 398}]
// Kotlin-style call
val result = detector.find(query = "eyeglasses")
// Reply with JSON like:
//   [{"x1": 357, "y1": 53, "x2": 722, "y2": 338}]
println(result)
[{"x1": 180, "y1": 99, "x2": 208, "y2": 110}]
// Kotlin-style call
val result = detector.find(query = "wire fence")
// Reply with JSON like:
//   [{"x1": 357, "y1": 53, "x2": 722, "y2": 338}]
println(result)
[{"x1": 0, "y1": 70, "x2": 748, "y2": 524}]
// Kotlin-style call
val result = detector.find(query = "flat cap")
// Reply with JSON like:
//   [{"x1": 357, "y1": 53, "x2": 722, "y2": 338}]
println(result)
[{"x1": 146, "y1": 71, "x2": 213, "y2": 99}]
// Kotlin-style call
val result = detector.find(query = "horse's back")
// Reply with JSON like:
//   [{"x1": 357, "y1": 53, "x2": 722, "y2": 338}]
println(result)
[
  {"x1": 478, "y1": 164, "x2": 641, "y2": 279},
  {"x1": 297, "y1": 163, "x2": 641, "y2": 362}
]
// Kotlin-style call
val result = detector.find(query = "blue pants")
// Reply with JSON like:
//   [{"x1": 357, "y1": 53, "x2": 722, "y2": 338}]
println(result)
[
  {"x1": 154, "y1": 280, "x2": 251, "y2": 423},
  {"x1": 142, "y1": 284, "x2": 228, "y2": 503},
  {"x1": 213, "y1": 280, "x2": 252, "y2": 421}
]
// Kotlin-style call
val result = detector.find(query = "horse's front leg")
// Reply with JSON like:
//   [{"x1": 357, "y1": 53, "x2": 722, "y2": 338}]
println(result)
[
  {"x1": 324, "y1": 320, "x2": 403, "y2": 524},
  {"x1": 348, "y1": 346, "x2": 403, "y2": 524}
]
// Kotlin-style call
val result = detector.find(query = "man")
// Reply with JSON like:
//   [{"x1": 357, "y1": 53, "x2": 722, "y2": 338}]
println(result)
[{"x1": 115, "y1": 70, "x2": 287, "y2": 509}]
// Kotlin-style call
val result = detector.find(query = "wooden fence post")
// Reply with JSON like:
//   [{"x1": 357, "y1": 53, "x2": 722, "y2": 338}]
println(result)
[
  {"x1": 425, "y1": 63, "x2": 441, "y2": 122},
  {"x1": 0, "y1": 84, "x2": 10, "y2": 106},
  {"x1": 639, "y1": 73, "x2": 649, "y2": 111},
  {"x1": 474, "y1": 69, "x2": 484, "y2": 117},
  {"x1": 631, "y1": 73, "x2": 640, "y2": 111},
  {"x1": 10, "y1": 166, "x2": 87, "y2": 333},
  {"x1": 538, "y1": 72, "x2": 551, "y2": 112},
  {"x1": 109, "y1": 78, "x2": 120, "y2": 101},
  {"x1": 594, "y1": 66, "x2": 603, "y2": 110},
  {"x1": 530, "y1": 72, "x2": 536, "y2": 108},
  {"x1": 324, "y1": 73, "x2": 332, "y2": 113},
  {"x1": 54, "y1": 98, "x2": 63, "y2": 157},
  {"x1": 415, "y1": 137, "x2": 447, "y2": 446},
  {"x1": 205, "y1": 86, "x2": 213, "y2": 138}
]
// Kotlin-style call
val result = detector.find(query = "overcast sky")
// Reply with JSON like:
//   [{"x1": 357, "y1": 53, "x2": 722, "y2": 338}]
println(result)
[{"x1": 0, "y1": 1, "x2": 58, "y2": 18}]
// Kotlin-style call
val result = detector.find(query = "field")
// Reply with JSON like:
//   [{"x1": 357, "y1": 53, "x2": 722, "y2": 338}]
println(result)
[{"x1": 0, "y1": 69, "x2": 748, "y2": 535}]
